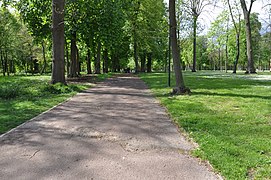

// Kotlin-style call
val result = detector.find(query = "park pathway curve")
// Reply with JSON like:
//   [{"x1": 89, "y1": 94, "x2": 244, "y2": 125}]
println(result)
[{"x1": 0, "y1": 74, "x2": 221, "y2": 180}]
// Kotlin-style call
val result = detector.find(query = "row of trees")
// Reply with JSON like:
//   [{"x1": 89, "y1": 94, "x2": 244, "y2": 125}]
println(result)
[
  {"x1": 15, "y1": 0, "x2": 168, "y2": 83},
  {"x1": 0, "y1": 0, "x2": 270, "y2": 88}
]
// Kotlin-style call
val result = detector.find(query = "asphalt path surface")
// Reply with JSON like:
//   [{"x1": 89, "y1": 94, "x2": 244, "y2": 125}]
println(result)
[{"x1": 0, "y1": 75, "x2": 222, "y2": 180}]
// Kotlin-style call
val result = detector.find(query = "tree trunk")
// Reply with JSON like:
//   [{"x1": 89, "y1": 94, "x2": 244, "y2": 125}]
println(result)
[
  {"x1": 147, "y1": 52, "x2": 152, "y2": 73},
  {"x1": 51, "y1": 0, "x2": 65, "y2": 84},
  {"x1": 65, "y1": 38, "x2": 70, "y2": 76},
  {"x1": 225, "y1": 35, "x2": 229, "y2": 73},
  {"x1": 95, "y1": 41, "x2": 101, "y2": 74},
  {"x1": 41, "y1": 41, "x2": 47, "y2": 74},
  {"x1": 140, "y1": 51, "x2": 146, "y2": 72},
  {"x1": 111, "y1": 53, "x2": 117, "y2": 72},
  {"x1": 227, "y1": 0, "x2": 241, "y2": 74},
  {"x1": 103, "y1": 49, "x2": 109, "y2": 73},
  {"x1": 192, "y1": 15, "x2": 197, "y2": 72},
  {"x1": 116, "y1": 55, "x2": 121, "y2": 72},
  {"x1": 76, "y1": 46, "x2": 80, "y2": 75},
  {"x1": 233, "y1": 33, "x2": 240, "y2": 73},
  {"x1": 87, "y1": 48, "x2": 92, "y2": 74},
  {"x1": 69, "y1": 32, "x2": 78, "y2": 77},
  {"x1": 5, "y1": 51, "x2": 9, "y2": 76},
  {"x1": 134, "y1": 39, "x2": 139, "y2": 73},
  {"x1": 240, "y1": 0, "x2": 256, "y2": 74},
  {"x1": 244, "y1": 14, "x2": 255, "y2": 73},
  {"x1": 169, "y1": 0, "x2": 190, "y2": 94},
  {"x1": 1, "y1": 49, "x2": 5, "y2": 76}
]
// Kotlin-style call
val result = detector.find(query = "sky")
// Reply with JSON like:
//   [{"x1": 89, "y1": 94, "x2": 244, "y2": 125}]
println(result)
[{"x1": 163, "y1": 0, "x2": 270, "y2": 34}]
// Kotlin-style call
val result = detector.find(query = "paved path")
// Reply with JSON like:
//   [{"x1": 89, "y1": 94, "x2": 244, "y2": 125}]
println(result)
[{"x1": 0, "y1": 75, "x2": 221, "y2": 180}]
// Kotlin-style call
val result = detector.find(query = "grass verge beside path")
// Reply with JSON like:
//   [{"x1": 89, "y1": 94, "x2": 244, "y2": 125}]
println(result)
[
  {"x1": 140, "y1": 71, "x2": 271, "y2": 180},
  {"x1": 0, "y1": 74, "x2": 111, "y2": 135}
]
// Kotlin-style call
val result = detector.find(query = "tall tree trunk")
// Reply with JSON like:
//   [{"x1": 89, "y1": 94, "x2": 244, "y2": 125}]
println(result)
[
  {"x1": 116, "y1": 55, "x2": 121, "y2": 72},
  {"x1": 240, "y1": 0, "x2": 256, "y2": 74},
  {"x1": 219, "y1": 47, "x2": 222, "y2": 71},
  {"x1": 103, "y1": 49, "x2": 109, "y2": 73},
  {"x1": 169, "y1": 0, "x2": 190, "y2": 94},
  {"x1": 76, "y1": 46, "x2": 80, "y2": 75},
  {"x1": 9, "y1": 59, "x2": 14, "y2": 74},
  {"x1": 227, "y1": 0, "x2": 241, "y2": 74},
  {"x1": 41, "y1": 41, "x2": 47, "y2": 74},
  {"x1": 86, "y1": 48, "x2": 92, "y2": 74},
  {"x1": 51, "y1": 0, "x2": 65, "y2": 84},
  {"x1": 140, "y1": 51, "x2": 146, "y2": 72},
  {"x1": 65, "y1": 38, "x2": 70, "y2": 76},
  {"x1": 5, "y1": 51, "x2": 9, "y2": 76},
  {"x1": 1, "y1": 50, "x2": 5, "y2": 76},
  {"x1": 233, "y1": 33, "x2": 240, "y2": 73},
  {"x1": 134, "y1": 39, "x2": 139, "y2": 73},
  {"x1": 225, "y1": 35, "x2": 229, "y2": 73},
  {"x1": 95, "y1": 41, "x2": 101, "y2": 74},
  {"x1": 69, "y1": 32, "x2": 78, "y2": 77},
  {"x1": 192, "y1": 15, "x2": 197, "y2": 72},
  {"x1": 244, "y1": 14, "x2": 255, "y2": 73},
  {"x1": 147, "y1": 52, "x2": 152, "y2": 73},
  {"x1": 111, "y1": 53, "x2": 117, "y2": 72},
  {"x1": 164, "y1": 50, "x2": 168, "y2": 73}
]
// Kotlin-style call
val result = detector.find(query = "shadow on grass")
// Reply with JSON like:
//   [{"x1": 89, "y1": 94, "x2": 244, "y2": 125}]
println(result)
[{"x1": 192, "y1": 91, "x2": 271, "y2": 100}]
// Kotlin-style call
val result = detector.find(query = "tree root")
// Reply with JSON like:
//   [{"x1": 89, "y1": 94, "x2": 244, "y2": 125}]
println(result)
[{"x1": 171, "y1": 87, "x2": 191, "y2": 95}]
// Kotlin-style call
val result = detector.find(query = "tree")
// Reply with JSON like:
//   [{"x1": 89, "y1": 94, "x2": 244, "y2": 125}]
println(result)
[
  {"x1": 226, "y1": 0, "x2": 242, "y2": 73},
  {"x1": 51, "y1": 0, "x2": 65, "y2": 84},
  {"x1": 182, "y1": 0, "x2": 213, "y2": 72},
  {"x1": 207, "y1": 10, "x2": 230, "y2": 71},
  {"x1": 240, "y1": 0, "x2": 256, "y2": 73},
  {"x1": 16, "y1": 0, "x2": 51, "y2": 74},
  {"x1": 169, "y1": 0, "x2": 190, "y2": 94}
]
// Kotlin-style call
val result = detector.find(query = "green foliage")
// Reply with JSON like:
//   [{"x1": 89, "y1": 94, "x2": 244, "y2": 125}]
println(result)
[
  {"x1": 16, "y1": 0, "x2": 51, "y2": 41},
  {"x1": 0, "y1": 84, "x2": 22, "y2": 99},
  {"x1": 42, "y1": 83, "x2": 74, "y2": 94},
  {"x1": 140, "y1": 72, "x2": 271, "y2": 179}
]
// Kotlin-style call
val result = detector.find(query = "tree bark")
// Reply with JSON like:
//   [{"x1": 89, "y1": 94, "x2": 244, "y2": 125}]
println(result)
[
  {"x1": 51, "y1": 0, "x2": 65, "y2": 84},
  {"x1": 86, "y1": 48, "x2": 92, "y2": 74},
  {"x1": 41, "y1": 41, "x2": 47, "y2": 74},
  {"x1": 192, "y1": 15, "x2": 197, "y2": 72},
  {"x1": 240, "y1": 0, "x2": 256, "y2": 74},
  {"x1": 111, "y1": 53, "x2": 117, "y2": 72},
  {"x1": 134, "y1": 39, "x2": 140, "y2": 73},
  {"x1": 1, "y1": 49, "x2": 5, "y2": 76},
  {"x1": 140, "y1": 51, "x2": 146, "y2": 72},
  {"x1": 69, "y1": 32, "x2": 78, "y2": 77},
  {"x1": 103, "y1": 49, "x2": 109, "y2": 73},
  {"x1": 147, "y1": 52, "x2": 152, "y2": 73},
  {"x1": 169, "y1": 0, "x2": 190, "y2": 94},
  {"x1": 65, "y1": 38, "x2": 70, "y2": 76},
  {"x1": 76, "y1": 46, "x2": 80, "y2": 75},
  {"x1": 233, "y1": 33, "x2": 240, "y2": 73},
  {"x1": 95, "y1": 41, "x2": 101, "y2": 74}
]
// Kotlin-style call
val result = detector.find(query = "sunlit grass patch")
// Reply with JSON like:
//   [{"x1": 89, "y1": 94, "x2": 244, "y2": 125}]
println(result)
[
  {"x1": 0, "y1": 74, "x2": 110, "y2": 134},
  {"x1": 140, "y1": 71, "x2": 271, "y2": 179}
]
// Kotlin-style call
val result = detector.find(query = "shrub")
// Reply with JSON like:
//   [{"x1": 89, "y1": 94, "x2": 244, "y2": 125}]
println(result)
[
  {"x1": 42, "y1": 83, "x2": 73, "y2": 94},
  {"x1": 0, "y1": 85, "x2": 22, "y2": 99}
]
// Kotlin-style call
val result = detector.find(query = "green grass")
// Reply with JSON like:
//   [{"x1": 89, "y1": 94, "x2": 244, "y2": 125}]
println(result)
[
  {"x1": 140, "y1": 71, "x2": 271, "y2": 180},
  {"x1": 0, "y1": 74, "x2": 110, "y2": 135}
]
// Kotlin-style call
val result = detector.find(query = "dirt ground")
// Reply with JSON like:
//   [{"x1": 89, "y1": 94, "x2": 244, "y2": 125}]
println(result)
[{"x1": 0, "y1": 74, "x2": 222, "y2": 180}]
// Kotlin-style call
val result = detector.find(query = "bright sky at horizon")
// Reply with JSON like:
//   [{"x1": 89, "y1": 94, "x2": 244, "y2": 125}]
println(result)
[{"x1": 163, "y1": 0, "x2": 270, "y2": 34}]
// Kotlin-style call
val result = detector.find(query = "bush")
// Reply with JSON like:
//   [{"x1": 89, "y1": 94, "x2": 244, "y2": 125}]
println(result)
[
  {"x1": 0, "y1": 85, "x2": 22, "y2": 99},
  {"x1": 42, "y1": 83, "x2": 73, "y2": 94}
]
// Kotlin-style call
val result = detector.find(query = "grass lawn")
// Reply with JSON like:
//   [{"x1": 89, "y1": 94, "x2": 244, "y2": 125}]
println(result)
[
  {"x1": 140, "y1": 71, "x2": 271, "y2": 180},
  {"x1": 0, "y1": 74, "x2": 111, "y2": 135}
]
